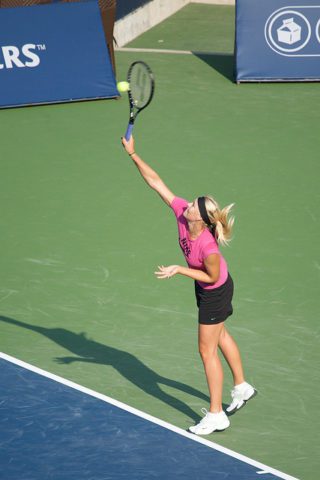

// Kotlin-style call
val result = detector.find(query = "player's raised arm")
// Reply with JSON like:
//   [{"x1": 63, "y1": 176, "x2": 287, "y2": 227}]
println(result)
[{"x1": 121, "y1": 136, "x2": 175, "y2": 207}]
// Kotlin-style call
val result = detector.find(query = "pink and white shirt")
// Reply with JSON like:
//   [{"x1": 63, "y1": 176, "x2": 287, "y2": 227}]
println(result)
[{"x1": 171, "y1": 197, "x2": 228, "y2": 290}]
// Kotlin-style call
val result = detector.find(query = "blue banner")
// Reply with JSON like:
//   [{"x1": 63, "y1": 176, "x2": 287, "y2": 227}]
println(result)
[
  {"x1": 235, "y1": 0, "x2": 320, "y2": 82},
  {"x1": 0, "y1": 1, "x2": 118, "y2": 108}
]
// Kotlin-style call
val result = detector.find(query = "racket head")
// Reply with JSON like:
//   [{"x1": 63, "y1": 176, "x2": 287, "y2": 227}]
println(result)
[{"x1": 127, "y1": 61, "x2": 155, "y2": 115}]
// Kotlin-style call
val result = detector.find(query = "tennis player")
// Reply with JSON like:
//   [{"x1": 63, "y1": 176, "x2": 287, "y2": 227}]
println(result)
[{"x1": 122, "y1": 136, "x2": 257, "y2": 435}]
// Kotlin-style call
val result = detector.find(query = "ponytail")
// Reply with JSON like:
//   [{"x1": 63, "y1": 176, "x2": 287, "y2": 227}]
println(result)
[{"x1": 204, "y1": 196, "x2": 234, "y2": 247}]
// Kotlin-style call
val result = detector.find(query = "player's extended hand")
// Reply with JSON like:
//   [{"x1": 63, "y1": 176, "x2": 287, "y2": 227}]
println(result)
[
  {"x1": 154, "y1": 265, "x2": 180, "y2": 279},
  {"x1": 121, "y1": 135, "x2": 135, "y2": 155}
]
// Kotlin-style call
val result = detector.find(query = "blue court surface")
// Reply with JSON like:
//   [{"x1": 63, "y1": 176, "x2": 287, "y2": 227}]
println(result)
[{"x1": 0, "y1": 353, "x2": 297, "y2": 480}]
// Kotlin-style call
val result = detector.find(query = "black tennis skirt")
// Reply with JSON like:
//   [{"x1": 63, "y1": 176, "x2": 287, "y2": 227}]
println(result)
[{"x1": 195, "y1": 274, "x2": 234, "y2": 325}]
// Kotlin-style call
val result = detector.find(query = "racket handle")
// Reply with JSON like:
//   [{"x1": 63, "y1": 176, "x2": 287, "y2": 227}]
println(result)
[{"x1": 125, "y1": 123, "x2": 134, "y2": 141}]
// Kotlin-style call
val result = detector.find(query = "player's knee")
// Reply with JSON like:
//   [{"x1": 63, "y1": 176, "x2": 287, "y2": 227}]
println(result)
[{"x1": 198, "y1": 344, "x2": 217, "y2": 362}]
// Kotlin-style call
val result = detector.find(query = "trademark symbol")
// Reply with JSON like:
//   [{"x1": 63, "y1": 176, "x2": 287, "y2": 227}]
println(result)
[{"x1": 36, "y1": 44, "x2": 46, "y2": 51}]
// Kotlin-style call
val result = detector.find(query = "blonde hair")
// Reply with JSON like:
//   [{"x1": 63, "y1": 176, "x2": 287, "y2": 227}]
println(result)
[{"x1": 204, "y1": 196, "x2": 234, "y2": 246}]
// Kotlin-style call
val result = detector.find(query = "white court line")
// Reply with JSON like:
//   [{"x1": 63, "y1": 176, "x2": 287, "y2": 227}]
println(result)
[
  {"x1": 115, "y1": 46, "x2": 232, "y2": 56},
  {"x1": 0, "y1": 352, "x2": 299, "y2": 480}
]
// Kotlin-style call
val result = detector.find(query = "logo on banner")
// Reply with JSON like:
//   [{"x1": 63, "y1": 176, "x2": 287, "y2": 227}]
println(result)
[
  {"x1": 317, "y1": 18, "x2": 320, "y2": 42},
  {"x1": 277, "y1": 18, "x2": 301, "y2": 45},
  {"x1": 265, "y1": 6, "x2": 320, "y2": 56},
  {"x1": 0, "y1": 44, "x2": 46, "y2": 70}
]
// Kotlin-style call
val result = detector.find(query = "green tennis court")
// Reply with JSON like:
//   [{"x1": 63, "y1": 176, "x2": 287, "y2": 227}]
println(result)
[{"x1": 1, "y1": 4, "x2": 319, "y2": 479}]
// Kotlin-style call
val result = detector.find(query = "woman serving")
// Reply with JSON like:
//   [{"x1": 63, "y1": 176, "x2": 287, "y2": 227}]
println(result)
[{"x1": 122, "y1": 136, "x2": 257, "y2": 435}]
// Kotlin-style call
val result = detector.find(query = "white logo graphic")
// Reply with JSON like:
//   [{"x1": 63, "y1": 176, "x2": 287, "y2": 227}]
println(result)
[
  {"x1": 0, "y1": 43, "x2": 46, "y2": 70},
  {"x1": 277, "y1": 18, "x2": 301, "y2": 45},
  {"x1": 265, "y1": 6, "x2": 320, "y2": 57},
  {"x1": 265, "y1": 10, "x2": 311, "y2": 54},
  {"x1": 316, "y1": 18, "x2": 320, "y2": 43}
]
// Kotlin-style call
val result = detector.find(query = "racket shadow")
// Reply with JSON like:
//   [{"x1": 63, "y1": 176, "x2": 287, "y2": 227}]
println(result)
[
  {"x1": 0, "y1": 315, "x2": 223, "y2": 423},
  {"x1": 193, "y1": 53, "x2": 234, "y2": 82}
]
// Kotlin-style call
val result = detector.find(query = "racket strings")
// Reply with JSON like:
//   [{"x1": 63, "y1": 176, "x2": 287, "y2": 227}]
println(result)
[{"x1": 129, "y1": 65, "x2": 153, "y2": 109}]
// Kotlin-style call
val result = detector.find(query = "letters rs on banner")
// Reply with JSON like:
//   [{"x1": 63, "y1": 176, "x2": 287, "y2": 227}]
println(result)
[
  {"x1": 235, "y1": 0, "x2": 320, "y2": 82},
  {"x1": 0, "y1": 44, "x2": 43, "y2": 70},
  {"x1": 0, "y1": 1, "x2": 118, "y2": 108}
]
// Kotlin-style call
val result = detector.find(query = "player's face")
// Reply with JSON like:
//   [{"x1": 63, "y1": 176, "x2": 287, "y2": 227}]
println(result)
[{"x1": 183, "y1": 199, "x2": 202, "y2": 222}]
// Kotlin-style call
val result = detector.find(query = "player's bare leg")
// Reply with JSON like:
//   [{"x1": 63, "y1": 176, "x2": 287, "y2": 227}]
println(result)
[
  {"x1": 218, "y1": 325, "x2": 257, "y2": 414},
  {"x1": 189, "y1": 323, "x2": 230, "y2": 435},
  {"x1": 218, "y1": 325, "x2": 244, "y2": 386}
]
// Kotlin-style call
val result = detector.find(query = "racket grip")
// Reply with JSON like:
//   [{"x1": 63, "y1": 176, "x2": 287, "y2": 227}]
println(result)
[{"x1": 125, "y1": 123, "x2": 133, "y2": 141}]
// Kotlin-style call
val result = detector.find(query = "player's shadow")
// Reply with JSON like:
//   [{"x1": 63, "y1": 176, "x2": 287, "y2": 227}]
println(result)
[
  {"x1": 193, "y1": 53, "x2": 235, "y2": 82},
  {"x1": 0, "y1": 314, "x2": 223, "y2": 423}
]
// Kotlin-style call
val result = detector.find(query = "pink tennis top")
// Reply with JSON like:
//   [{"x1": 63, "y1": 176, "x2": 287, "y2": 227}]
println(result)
[{"x1": 171, "y1": 197, "x2": 228, "y2": 290}]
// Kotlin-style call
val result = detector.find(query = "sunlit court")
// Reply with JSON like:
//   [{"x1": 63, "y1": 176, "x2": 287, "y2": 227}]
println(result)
[{"x1": 1, "y1": 1, "x2": 319, "y2": 479}]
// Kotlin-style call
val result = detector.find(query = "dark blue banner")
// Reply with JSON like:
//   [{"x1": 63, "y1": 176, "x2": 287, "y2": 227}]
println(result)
[
  {"x1": 235, "y1": 0, "x2": 320, "y2": 82},
  {"x1": 0, "y1": 1, "x2": 118, "y2": 108}
]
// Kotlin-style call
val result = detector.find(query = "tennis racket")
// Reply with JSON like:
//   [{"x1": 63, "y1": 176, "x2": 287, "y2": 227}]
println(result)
[{"x1": 124, "y1": 61, "x2": 155, "y2": 141}]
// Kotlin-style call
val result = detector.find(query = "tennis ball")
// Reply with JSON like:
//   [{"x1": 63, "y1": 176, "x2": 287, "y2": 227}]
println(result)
[{"x1": 117, "y1": 81, "x2": 130, "y2": 93}]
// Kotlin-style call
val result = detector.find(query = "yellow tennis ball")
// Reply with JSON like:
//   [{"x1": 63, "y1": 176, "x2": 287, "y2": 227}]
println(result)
[{"x1": 117, "y1": 81, "x2": 130, "y2": 93}]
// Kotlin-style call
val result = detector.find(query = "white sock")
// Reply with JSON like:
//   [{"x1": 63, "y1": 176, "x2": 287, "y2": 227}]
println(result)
[
  {"x1": 208, "y1": 411, "x2": 224, "y2": 417},
  {"x1": 234, "y1": 381, "x2": 247, "y2": 389}
]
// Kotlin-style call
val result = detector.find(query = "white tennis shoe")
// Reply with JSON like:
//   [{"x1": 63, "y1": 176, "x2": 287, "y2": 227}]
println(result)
[
  {"x1": 189, "y1": 409, "x2": 230, "y2": 435},
  {"x1": 226, "y1": 382, "x2": 257, "y2": 414}
]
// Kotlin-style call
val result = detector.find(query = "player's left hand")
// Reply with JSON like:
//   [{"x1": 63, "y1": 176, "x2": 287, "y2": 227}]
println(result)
[{"x1": 154, "y1": 265, "x2": 180, "y2": 279}]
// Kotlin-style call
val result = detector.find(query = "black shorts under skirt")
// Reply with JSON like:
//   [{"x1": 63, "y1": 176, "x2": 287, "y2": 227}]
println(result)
[{"x1": 195, "y1": 274, "x2": 234, "y2": 325}]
